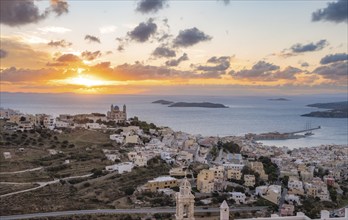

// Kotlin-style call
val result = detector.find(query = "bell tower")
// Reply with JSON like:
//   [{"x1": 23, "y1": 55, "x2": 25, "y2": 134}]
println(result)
[
  {"x1": 175, "y1": 178, "x2": 195, "y2": 220},
  {"x1": 220, "y1": 200, "x2": 229, "y2": 220}
]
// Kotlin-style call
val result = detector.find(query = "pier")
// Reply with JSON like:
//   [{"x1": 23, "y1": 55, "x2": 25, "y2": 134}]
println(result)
[{"x1": 287, "y1": 126, "x2": 321, "y2": 135}]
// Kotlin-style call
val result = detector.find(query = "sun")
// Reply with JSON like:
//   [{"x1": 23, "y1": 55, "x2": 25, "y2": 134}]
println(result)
[{"x1": 66, "y1": 75, "x2": 110, "y2": 87}]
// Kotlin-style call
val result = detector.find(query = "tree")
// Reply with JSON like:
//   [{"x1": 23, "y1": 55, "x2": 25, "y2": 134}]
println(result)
[
  {"x1": 221, "y1": 141, "x2": 241, "y2": 153},
  {"x1": 282, "y1": 176, "x2": 289, "y2": 187},
  {"x1": 124, "y1": 187, "x2": 135, "y2": 196},
  {"x1": 328, "y1": 186, "x2": 337, "y2": 202}
]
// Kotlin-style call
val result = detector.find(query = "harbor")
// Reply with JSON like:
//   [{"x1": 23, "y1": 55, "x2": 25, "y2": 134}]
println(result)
[{"x1": 245, "y1": 126, "x2": 321, "y2": 140}]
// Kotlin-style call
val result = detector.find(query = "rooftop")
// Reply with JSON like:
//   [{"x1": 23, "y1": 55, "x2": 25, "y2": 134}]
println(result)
[{"x1": 148, "y1": 176, "x2": 176, "y2": 183}]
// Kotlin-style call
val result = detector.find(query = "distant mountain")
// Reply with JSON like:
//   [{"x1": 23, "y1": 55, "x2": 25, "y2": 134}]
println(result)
[
  {"x1": 302, "y1": 101, "x2": 348, "y2": 118},
  {"x1": 268, "y1": 98, "x2": 290, "y2": 101},
  {"x1": 152, "y1": 100, "x2": 174, "y2": 105},
  {"x1": 168, "y1": 102, "x2": 228, "y2": 108}
]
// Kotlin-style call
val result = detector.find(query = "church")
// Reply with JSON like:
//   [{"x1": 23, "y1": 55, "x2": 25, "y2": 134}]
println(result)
[
  {"x1": 107, "y1": 104, "x2": 127, "y2": 123},
  {"x1": 175, "y1": 178, "x2": 229, "y2": 220}
]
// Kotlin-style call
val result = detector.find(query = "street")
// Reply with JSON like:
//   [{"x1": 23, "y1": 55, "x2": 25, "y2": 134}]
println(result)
[{"x1": 0, "y1": 206, "x2": 268, "y2": 220}]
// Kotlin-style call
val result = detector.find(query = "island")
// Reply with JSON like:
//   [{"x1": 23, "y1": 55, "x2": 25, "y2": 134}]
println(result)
[
  {"x1": 301, "y1": 101, "x2": 348, "y2": 118},
  {"x1": 168, "y1": 102, "x2": 228, "y2": 108},
  {"x1": 268, "y1": 98, "x2": 290, "y2": 101},
  {"x1": 152, "y1": 100, "x2": 174, "y2": 105},
  {"x1": 307, "y1": 101, "x2": 348, "y2": 109}
]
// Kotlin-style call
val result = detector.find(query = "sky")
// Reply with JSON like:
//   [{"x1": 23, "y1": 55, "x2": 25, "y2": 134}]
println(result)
[{"x1": 0, "y1": 0, "x2": 347, "y2": 95}]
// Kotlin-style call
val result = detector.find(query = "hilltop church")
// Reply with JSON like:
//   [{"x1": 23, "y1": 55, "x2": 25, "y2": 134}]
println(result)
[{"x1": 107, "y1": 104, "x2": 127, "y2": 123}]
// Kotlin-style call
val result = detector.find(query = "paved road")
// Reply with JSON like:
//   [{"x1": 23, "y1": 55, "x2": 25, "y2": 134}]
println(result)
[
  {"x1": 0, "y1": 174, "x2": 92, "y2": 198},
  {"x1": 0, "y1": 167, "x2": 43, "y2": 175},
  {"x1": 0, "y1": 206, "x2": 268, "y2": 220}
]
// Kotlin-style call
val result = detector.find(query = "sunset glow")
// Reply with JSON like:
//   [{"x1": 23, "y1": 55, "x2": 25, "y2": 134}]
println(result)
[
  {"x1": 0, "y1": 0, "x2": 347, "y2": 95},
  {"x1": 66, "y1": 75, "x2": 111, "y2": 87}
]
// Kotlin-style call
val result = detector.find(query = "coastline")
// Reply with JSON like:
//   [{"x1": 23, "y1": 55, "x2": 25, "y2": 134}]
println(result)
[{"x1": 1, "y1": 93, "x2": 347, "y2": 148}]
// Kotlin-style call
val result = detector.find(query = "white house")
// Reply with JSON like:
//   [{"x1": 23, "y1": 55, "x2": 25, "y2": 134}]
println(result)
[
  {"x1": 134, "y1": 155, "x2": 147, "y2": 167},
  {"x1": 160, "y1": 152, "x2": 175, "y2": 164},
  {"x1": 110, "y1": 134, "x2": 124, "y2": 144},
  {"x1": 285, "y1": 194, "x2": 301, "y2": 205},
  {"x1": 255, "y1": 185, "x2": 269, "y2": 196},
  {"x1": 229, "y1": 192, "x2": 246, "y2": 204},
  {"x1": 43, "y1": 116, "x2": 55, "y2": 129},
  {"x1": 288, "y1": 177, "x2": 304, "y2": 195},
  {"x1": 48, "y1": 149, "x2": 58, "y2": 155},
  {"x1": 85, "y1": 123, "x2": 106, "y2": 130},
  {"x1": 105, "y1": 162, "x2": 134, "y2": 174},
  {"x1": 55, "y1": 120, "x2": 70, "y2": 128},
  {"x1": 105, "y1": 154, "x2": 119, "y2": 162},
  {"x1": 176, "y1": 151, "x2": 193, "y2": 163},
  {"x1": 223, "y1": 163, "x2": 244, "y2": 171},
  {"x1": 3, "y1": 152, "x2": 11, "y2": 159}
]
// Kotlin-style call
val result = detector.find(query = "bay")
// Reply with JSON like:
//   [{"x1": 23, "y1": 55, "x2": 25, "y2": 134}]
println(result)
[{"x1": 1, "y1": 92, "x2": 347, "y2": 149}]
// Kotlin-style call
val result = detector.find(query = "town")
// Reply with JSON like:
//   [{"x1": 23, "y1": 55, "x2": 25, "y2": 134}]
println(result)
[{"x1": 0, "y1": 105, "x2": 347, "y2": 220}]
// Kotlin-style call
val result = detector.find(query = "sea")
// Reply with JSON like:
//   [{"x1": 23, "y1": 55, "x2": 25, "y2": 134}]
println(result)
[{"x1": 1, "y1": 92, "x2": 347, "y2": 149}]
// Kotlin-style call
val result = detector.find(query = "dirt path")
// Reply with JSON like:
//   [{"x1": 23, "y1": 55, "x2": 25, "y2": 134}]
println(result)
[
  {"x1": 0, "y1": 173, "x2": 92, "y2": 198},
  {"x1": 0, "y1": 167, "x2": 43, "y2": 175}
]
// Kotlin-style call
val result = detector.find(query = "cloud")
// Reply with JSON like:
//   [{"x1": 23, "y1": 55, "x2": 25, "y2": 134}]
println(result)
[
  {"x1": 230, "y1": 62, "x2": 304, "y2": 82},
  {"x1": 56, "y1": 54, "x2": 81, "y2": 63},
  {"x1": 301, "y1": 62, "x2": 309, "y2": 67},
  {"x1": 38, "y1": 26, "x2": 71, "y2": 33},
  {"x1": 81, "y1": 51, "x2": 102, "y2": 61},
  {"x1": 136, "y1": 0, "x2": 168, "y2": 14},
  {"x1": 0, "y1": 0, "x2": 48, "y2": 26},
  {"x1": 0, "y1": 67, "x2": 63, "y2": 82},
  {"x1": 47, "y1": 40, "x2": 72, "y2": 48},
  {"x1": 196, "y1": 56, "x2": 231, "y2": 72},
  {"x1": 273, "y1": 67, "x2": 302, "y2": 80},
  {"x1": 108, "y1": 63, "x2": 195, "y2": 81},
  {"x1": 313, "y1": 61, "x2": 348, "y2": 82},
  {"x1": 50, "y1": 0, "x2": 69, "y2": 16},
  {"x1": 165, "y1": 53, "x2": 189, "y2": 66},
  {"x1": 192, "y1": 56, "x2": 231, "y2": 79},
  {"x1": 152, "y1": 46, "x2": 176, "y2": 58},
  {"x1": 0, "y1": 49, "x2": 8, "y2": 59},
  {"x1": 290, "y1": 40, "x2": 328, "y2": 53},
  {"x1": 116, "y1": 38, "x2": 126, "y2": 52},
  {"x1": 85, "y1": 35, "x2": 101, "y2": 43},
  {"x1": 128, "y1": 19, "x2": 157, "y2": 42},
  {"x1": 117, "y1": 45, "x2": 125, "y2": 52},
  {"x1": 173, "y1": 28, "x2": 212, "y2": 48},
  {"x1": 99, "y1": 25, "x2": 117, "y2": 34},
  {"x1": 89, "y1": 61, "x2": 223, "y2": 81},
  {"x1": 320, "y1": 53, "x2": 348, "y2": 64},
  {"x1": 46, "y1": 62, "x2": 67, "y2": 67},
  {"x1": 312, "y1": 0, "x2": 348, "y2": 23},
  {"x1": 0, "y1": 0, "x2": 69, "y2": 26},
  {"x1": 1, "y1": 38, "x2": 51, "y2": 68},
  {"x1": 230, "y1": 61, "x2": 280, "y2": 80}
]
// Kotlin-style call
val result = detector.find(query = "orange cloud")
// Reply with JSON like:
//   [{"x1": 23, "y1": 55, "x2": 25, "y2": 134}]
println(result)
[{"x1": 0, "y1": 37, "x2": 52, "y2": 69}]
